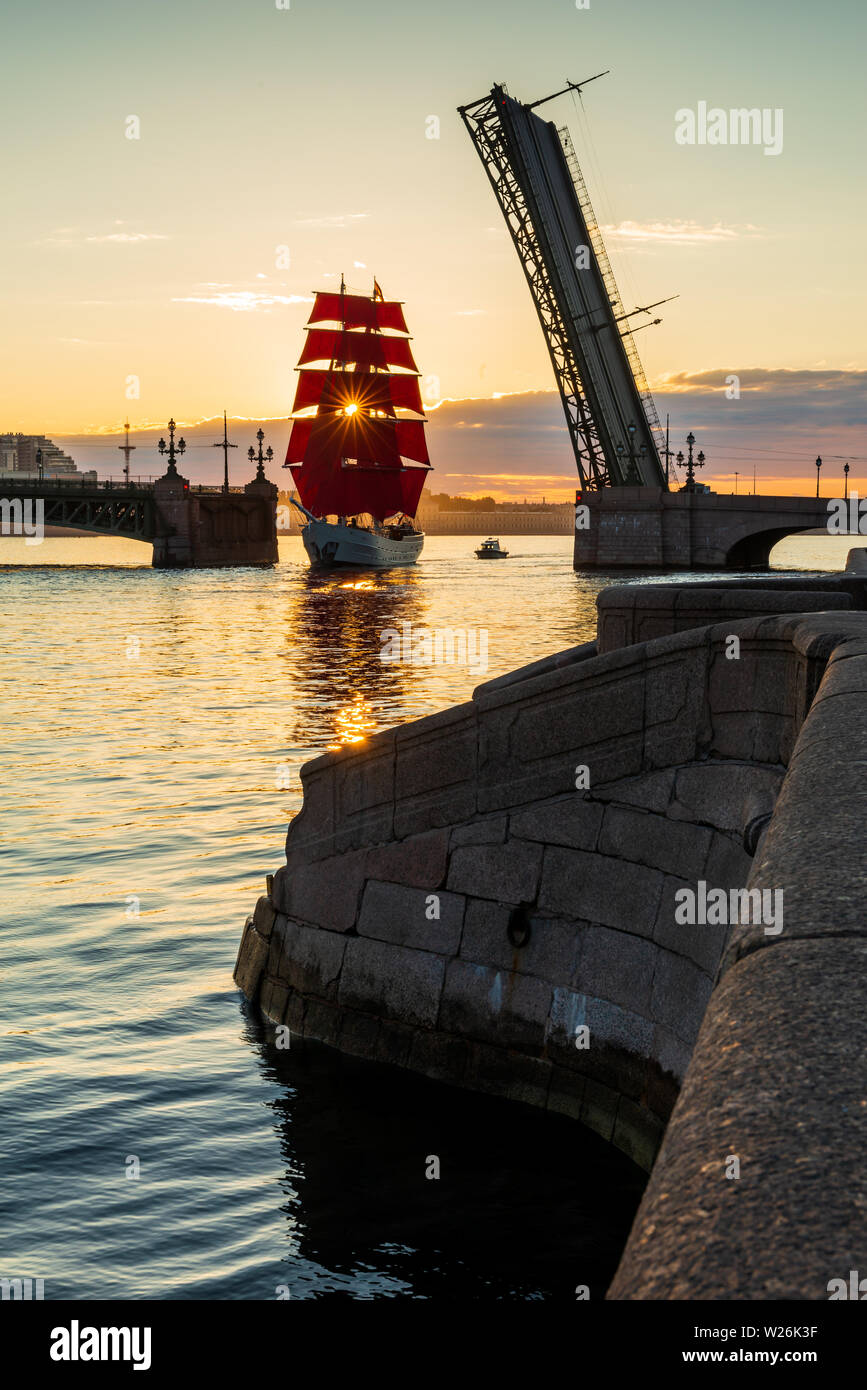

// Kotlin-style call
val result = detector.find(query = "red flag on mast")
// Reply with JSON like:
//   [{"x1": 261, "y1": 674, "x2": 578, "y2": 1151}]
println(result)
[{"x1": 373, "y1": 278, "x2": 384, "y2": 302}]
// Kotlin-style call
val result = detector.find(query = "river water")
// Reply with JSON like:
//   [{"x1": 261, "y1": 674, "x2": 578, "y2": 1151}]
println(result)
[{"x1": 0, "y1": 532, "x2": 853, "y2": 1298}]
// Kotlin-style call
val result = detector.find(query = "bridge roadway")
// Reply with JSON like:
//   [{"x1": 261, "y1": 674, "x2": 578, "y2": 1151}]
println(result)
[{"x1": 1, "y1": 468, "x2": 279, "y2": 568}]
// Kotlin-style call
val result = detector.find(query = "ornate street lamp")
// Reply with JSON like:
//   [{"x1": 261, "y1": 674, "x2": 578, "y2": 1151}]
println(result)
[
  {"x1": 248, "y1": 428, "x2": 274, "y2": 482},
  {"x1": 815, "y1": 456, "x2": 822, "y2": 498},
  {"x1": 682, "y1": 432, "x2": 706, "y2": 490},
  {"x1": 844, "y1": 461, "x2": 850, "y2": 501},
  {"x1": 158, "y1": 419, "x2": 186, "y2": 478}
]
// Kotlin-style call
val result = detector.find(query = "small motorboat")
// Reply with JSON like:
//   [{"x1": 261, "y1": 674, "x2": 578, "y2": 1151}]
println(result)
[{"x1": 475, "y1": 537, "x2": 509, "y2": 559}]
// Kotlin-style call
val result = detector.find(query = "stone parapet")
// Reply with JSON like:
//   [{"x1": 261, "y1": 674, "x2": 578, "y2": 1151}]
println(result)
[
  {"x1": 609, "y1": 614, "x2": 867, "y2": 1298},
  {"x1": 234, "y1": 589, "x2": 867, "y2": 1292},
  {"x1": 597, "y1": 583, "x2": 853, "y2": 655}
]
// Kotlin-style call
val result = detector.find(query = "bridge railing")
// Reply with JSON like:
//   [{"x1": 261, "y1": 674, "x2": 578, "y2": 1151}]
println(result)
[{"x1": 0, "y1": 475, "x2": 250, "y2": 495}]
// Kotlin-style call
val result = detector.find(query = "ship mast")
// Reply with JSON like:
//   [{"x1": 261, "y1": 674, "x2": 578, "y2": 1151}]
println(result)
[{"x1": 338, "y1": 273, "x2": 347, "y2": 522}]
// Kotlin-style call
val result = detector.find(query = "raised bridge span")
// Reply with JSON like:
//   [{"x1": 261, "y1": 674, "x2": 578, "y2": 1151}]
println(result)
[{"x1": 460, "y1": 79, "x2": 835, "y2": 570}]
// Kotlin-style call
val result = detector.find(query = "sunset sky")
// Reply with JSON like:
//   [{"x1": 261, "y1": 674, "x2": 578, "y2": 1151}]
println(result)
[{"x1": 2, "y1": 0, "x2": 865, "y2": 498}]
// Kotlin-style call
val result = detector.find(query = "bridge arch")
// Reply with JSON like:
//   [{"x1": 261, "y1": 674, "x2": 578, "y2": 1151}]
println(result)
[{"x1": 725, "y1": 522, "x2": 824, "y2": 568}]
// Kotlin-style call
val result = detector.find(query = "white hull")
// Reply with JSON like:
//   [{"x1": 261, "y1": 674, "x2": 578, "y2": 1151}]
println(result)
[{"x1": 300, "y1": 519, "x2": 424, "y2": 569}]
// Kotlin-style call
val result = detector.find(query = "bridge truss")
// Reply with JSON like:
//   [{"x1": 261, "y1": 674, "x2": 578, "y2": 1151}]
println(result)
[
  {"x1": 459, "y1": 83, "x2": 669, "y2": 491},
  {"x1": 2, "y1": 480, "x2": 157, "y2": 540}
]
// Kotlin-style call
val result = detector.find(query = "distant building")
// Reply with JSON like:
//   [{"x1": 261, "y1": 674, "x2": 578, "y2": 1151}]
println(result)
[
  {"x1": 275, "y1": 487, "x2": 572, "y2": 535},
  {"x1": 416, "y1": 491, "x2": 572, "y2": 534},
  {"x1": 0, "y1": 437, "x2": 17, "y2": 472},
  {"x1": 0, "y1": 434, "x2": 96, "y2": 482}
]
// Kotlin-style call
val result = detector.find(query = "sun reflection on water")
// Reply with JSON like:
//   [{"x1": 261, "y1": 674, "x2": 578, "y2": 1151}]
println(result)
[{"x1": 327, "y1": 693, "x2": 378, "y2": 749}]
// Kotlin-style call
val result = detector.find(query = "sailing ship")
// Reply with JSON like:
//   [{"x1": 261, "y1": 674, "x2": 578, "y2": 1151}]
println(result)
[{"x1": 284, "y1": 278, "x2": 431, "y2": 568}]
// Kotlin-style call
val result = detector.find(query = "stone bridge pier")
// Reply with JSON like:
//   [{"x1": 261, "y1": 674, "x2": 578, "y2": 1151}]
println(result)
[
  {"x1": 151, "y1": 467, "x2": 278, "y2": 568},
  {"x1": 574, "y1": 488, "x2": 833, "y2": 569}
]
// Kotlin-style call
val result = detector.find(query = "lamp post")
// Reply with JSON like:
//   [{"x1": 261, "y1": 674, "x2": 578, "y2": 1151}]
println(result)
[
  {"x1": 248, "y1": 428, "x2": 274, "y2": 482},
  {"x1": 158, "y1": 418, "x2": 186, "y2": 478},
  {"x1": 36, "y1": 447, "x2": 44, "y2": 482},
  {"x1": 815, "y1": 456, "x2": 822, "y2": 498},
  {"x1": 662, "y1": 413, "x2": 673, "y2": 485},
  {"x1": 213, "y1": 410, "x2": 237, "y2": 495},
  {"x1": 616, "y1": 421, "x2": 645, "y2": 484},
  {"x1": 682, "y1": 432, "x2": 706, "y2": 491},
  {"x1": 118, "y1": 421, "x2": 136, "y2": 486},
  {"x1": 734, "y1": 471, "x2": 739, "y2": 496},
  {"x1": 844, "y1": 461, "x2": 850, "y2": 501}
]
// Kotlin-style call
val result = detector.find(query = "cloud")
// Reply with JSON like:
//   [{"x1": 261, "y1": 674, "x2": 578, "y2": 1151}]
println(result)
[
  {"x1": 49, "y1": 373, "x2": 867, "y2": 499},
  {"x1": 85, "y1": 232, "x2": 169, "y2": 243},
  {"x1": 603, "y1": 220, "x2": 763, "y2": 245},
  {"x1": 37, "y1": 228, "x2": 169, "y2": 246},
  {"x1": 172, "y1": 291, "x2": 313, "y2": 311},
  {"x1": 655, "y1": 367, "x2": 867, "y2": 403},
  {"x1": 293, "y1": 212, "x2": 369, "y2": 228},
  {"x1": 455, "y1": 309, "x2": 486, "y2": 317},
  {"x1": 420, "y1": 372, "x2": 867, "y2": 495}
]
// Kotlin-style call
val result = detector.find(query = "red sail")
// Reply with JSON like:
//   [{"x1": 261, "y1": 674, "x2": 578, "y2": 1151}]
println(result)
[
  {"x1": 286, "y1": 416, "x2": 428, "y2": 469},
  {"x1": 285, "y1": 417, "x2": 313, "y2": 463},
  {"x1": 291, "y1": 458, "x2": 427, "y2": 519},
  {"x1": 397, "y1": 465, "x2": 428, "y2": 516},
  {"x1": 286, "y1": 286, "x2": 431, "y2": 519},
  {"x1": 308, "y1": 292, "x2": 409, "y2": 335},
  {"x1": 394, "y1": 420, "x2": 430, "y2": 465},
  {"x1": 288, "y1": 414, "x2": 429, "y2": 518},
  {"x1": 387, "y1": 375, "x2": 424, "y2": 413},
  {"x1": 298, "y1": 327, "x2": 418, "y2": 374},
  {"x1": 291, "y1": 461, "x2": 426, "y2": 519},
  {"x1": 292, "y1": 369, "x2": 424, "y2": 416}
]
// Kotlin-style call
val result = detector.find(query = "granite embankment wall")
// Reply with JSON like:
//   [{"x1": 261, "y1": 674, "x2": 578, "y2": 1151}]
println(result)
[
  {"x1": 235, "y1": 579, "x2": 865, "y2": 1233},
  {"x1": 610, "y1": 607, "x2": 867, "y2": 1298}
]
